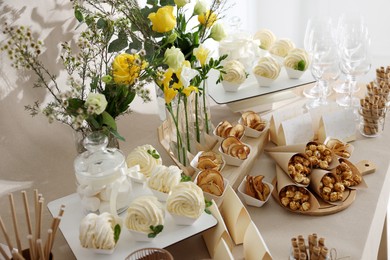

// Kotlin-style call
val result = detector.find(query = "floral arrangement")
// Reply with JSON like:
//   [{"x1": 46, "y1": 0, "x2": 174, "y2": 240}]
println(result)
[
  {"x1": 73, "y1": 0, "x2": 229, "y2": 164},
  {"x1": 0, "y1": 14, "x2": 152, "y2": 141}
]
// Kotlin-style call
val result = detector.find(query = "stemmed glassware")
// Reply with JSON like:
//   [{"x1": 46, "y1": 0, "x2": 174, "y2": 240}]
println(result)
[{"x1": 336, "y1": 16, "x2": 371, "y2": 108}]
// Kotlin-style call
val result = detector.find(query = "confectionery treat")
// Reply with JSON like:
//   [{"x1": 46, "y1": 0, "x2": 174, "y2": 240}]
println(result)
[
  {"x1": 79, "y1": 212, "x2": 120, "y2": 250},
  {"x1": 253, "y1": 56, "x2": 281, "y2": 79},
  {"x1": 305, "y1": 143, "x2": 333, "y2": 169},
  {"x1": 279, "y1": 185, "x2": 311, "y2": 211},
  {"x1": 215, "y1": 120, "x2": 245, "y2": 139},
  {"x1": 196, "y1": 169, "x2": 225, "y2": 196},
  {"x1": 221, "y1": 136, "x2": 250, "y2": 160},
  {"x1": 126, "y1": 144, "x2": 162, "y2": 178},
  {"x1": 325, "y1": 139, "x2": 351, "y2": 158},
  {"x1": 245, "y1": 175, "x2": 270, "y2": 201},
  {"x1": 287, "y1": 154, "x2": 311, "y2": 185},
  {"x1": 269, "y1": 38, "x2": 295, "y2": 58},
  {"x1": 197, "y1": 151, "x2": 224, "y2": 171},
  {"x1": 125, "y1": 196, "x2": 165, "y2": 234},
  {"x1": 291, "y1": 233, "x2": 329, "y2": 260},
  {"x1": 319, "y1": 173, "x2": 344, "y2": 202},
  {"x1": 284, "y1": 48, "x2": 309, "y2": 71},
  {"x1": 241, "y1": 111, "x2": 267, "y2": 132},
  {"x1": 147, "y1": 165, "x2": 182, "y2": 193},
  {"x1": 335, "y1": 161, "x2": 362, "y2": 187},
  {"x1": 253, "y1": 29, "x2": 276, "y2": 50},
  {"x1": 166, "y1": 182, "x2": 205, "y2": 219},
  {"x1": 222, "y1": 60, "x2": 247, "y2": 84}
]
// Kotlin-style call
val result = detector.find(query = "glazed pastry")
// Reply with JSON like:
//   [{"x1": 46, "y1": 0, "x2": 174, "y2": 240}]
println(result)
[
  {"x1": 284, "y1": 48, "x2": 309, "y2": 71},
  {"x1": 241, "y1": 111, "x2": 267, "y2": 132},
  {"x1": 287, "y1": 154, "x2": 311, "y2": 185},
  {"x1": 253, "y1": 56, "x2": 281, "y2": 79},
  {"x1": 269, "y1": 38, "x2": 295, "y2": 58},
  {"x1": 166, "y1": 182, "x2": 205, "y2": 219},
  {"x1": 305, "y1": 142, "x2": 333, "y2": 169},
  {"x1": 147, "y1": 165, "x2": 182, "y2": 193},
  {"x1": 215, "y1": 121, "x2": 245, "y2": 139},
  {"x1": 221, "y1": 136, "x2": 250, "y2": 160},
  {"x1": 222, "y1": 60, "x2": 247, "y2": 84},
  {"x1": 79, "y1": 212, "x2": 120, "y2": 250},
  {"x1": 125, "y1": 196, "x2": 165, "y2": 233},
  {"x1": 279, "y1": 186, "x2": 311, "y2": 211},
  {"x1": 253, "y1": 29, "x2": 276, "y2": 50},
  {"x1": 197, "y1": 169, "x2": 225, "y2": 196},
  {"x1": 126, "y1": 144, "x2": 162, "y2": 178},
  {"x1": 245, "y1": 175, "x2": 270, "y2": 201},
  {"x1": 197, "y1": 151, "x2": 224, "y2": 171}
]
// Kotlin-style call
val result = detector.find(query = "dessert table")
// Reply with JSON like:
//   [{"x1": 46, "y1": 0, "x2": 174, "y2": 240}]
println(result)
[{"x1": 0, "y1": 57, "x2": 389, "y2": 260}]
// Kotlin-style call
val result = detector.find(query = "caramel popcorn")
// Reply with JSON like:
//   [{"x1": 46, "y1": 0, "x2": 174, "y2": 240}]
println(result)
[
  {"x1": 279, "y1": 186, "x2": 311, "y2": 211},
  {"x1": 305, "y1": 143, "x2": 333, "y2": 169},
  {"x1": 288, "y1": 154, "x2": 311, "y2": 185},
  {"x1": 335, "y1": 161, "x2": 362, "y2": 187},
  {"x1": 319, "y1": 173, "x2": 344, "y2": 202}
]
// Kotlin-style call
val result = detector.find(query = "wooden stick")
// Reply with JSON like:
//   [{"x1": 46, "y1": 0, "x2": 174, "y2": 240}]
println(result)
[
  {"x1": 37, "y1": 198, "x2": 44, "y2": 240},
  {"x1": 11, "y1": 248, "x2": 25, "y2": 260},
  {"x1": 36, "y1": 239, "x2": 46, "y2": 260},
  {"x1": 0, "y1": 244, "x2": 10, "y2": 260},
  {"x1": 44, "y1": 229, "x2": 53, "y2": 260},
  {"x1": 21, "y1": 191, "x2": 33, "y2": 235},
  {"x1": 0, "y1": 216, "x2": 14, "y2": 252},
  {"x1": 8, "y1": 193, "x2": 22, "y2": 252},
  {"x1": 27, "y1": 234, "x2": 35, "y2": 260},
  {"x1": 34, "y1": 189, "x2": 39, "y2": 245}
]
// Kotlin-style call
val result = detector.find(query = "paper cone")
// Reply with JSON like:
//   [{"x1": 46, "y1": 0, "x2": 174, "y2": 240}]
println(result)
[
  {"x1": 275, "y1": 165, "x2": 320, "y2": 212},
  {"x1": 264, "y1": 143, "x2": 306, "y2": 153},
  {"x1": 269, "y1": 151, "x2": 310, "y2": 187},
  {"x1": 324, "y1": 137, "x2": 354, "y2": 159},
  {"x1": 332, "y1": 158, "x2": 368, "y2": 190},
  {"x1": 309, "y1": 169, "x2": 343, "y2": 206}
]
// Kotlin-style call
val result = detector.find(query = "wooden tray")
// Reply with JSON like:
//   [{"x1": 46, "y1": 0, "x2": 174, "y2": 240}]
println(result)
[{"x1": 271, "y1": 160, "x2": 376, "y2": 216}]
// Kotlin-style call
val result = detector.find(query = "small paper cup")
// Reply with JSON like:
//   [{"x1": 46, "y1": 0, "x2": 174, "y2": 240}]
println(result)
[
  {"x1": 195, "y1": 173, "x2": 229, "y2": 206},
  {"x1": 92, "y1": 248, "x2": 116, "y2": 255},
  {"x1": 237, "y1": 178, "x2": 274, "y2": 207},
  {"x1": 222, "y1": 81, "x2": 243, "y2": 92},
  {"x1": 284, "y1": 67, "x2": 306, "y2": 79},
  {"x1": 190, "y1": 151, "x2": 226, "y2": 174},
  {"x1": 128, "y1": 170, "x2": 147, "y2": 184},
  {"x1": 149, "y1": 188, "x2": 169, "y2": 202},
  {"x1": 238, "y1": 117, "x2": 269, "y2": 138},
  {"x1": 218, "y1": 143, "x2": 251, "y2": 167},
  {"x1": 213, "y1": 122, "x2": 245, "y2": 142},
  {"x1": 168, "y1": 212, "x2": 199, "y2": 226},
  {"x1": 254, "y1": 75, "x2": 276, "y2": 87},
  {"x1": 128, "y1": 229, "x2": 156, "y2": 242}
]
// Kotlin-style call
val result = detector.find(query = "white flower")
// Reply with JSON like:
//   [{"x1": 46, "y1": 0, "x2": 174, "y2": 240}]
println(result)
[
  {"x1": 85, "y1": 93, "x2": 107, "y2": 115},
  {"x1": 210, "y1": 23, "x2": 227, "y2": 41},
  {"x1": 164, "y1": 46, "x2": 185, "y2": 72},
  {"x1": 179, "y1": 66, "x2": 199, "y2": 88},
  {"x1": 193, "y1": 0, "x2": 208, "y2": 15},
  {"x1": 174, "y1": 0, "x2": 190, "y2": 8}
]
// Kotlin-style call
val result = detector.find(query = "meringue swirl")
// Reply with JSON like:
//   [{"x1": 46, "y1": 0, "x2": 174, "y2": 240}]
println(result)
[
  {"x1": 254, "y1": 29, "x2": 276, "y2": 50},
  {"x1": 147, "y1": 165, "x2": 182, "y2": 193},
  {"x1": 166, "y1": 182, "x2": 205, "y2": 219},
  {"x1": 125, "y1": 196, "x2": 165, "y2": 233},
  {"x1": 126, "y1": 144, "x2": 162, "y2": 178},
  {"x1": 253, "y1": 57, "x2": 281, "y2": 79},
  {"x1": 284, "y1": 48, "x2": 309, "y2": 70},
  {"x1": 269, "y1": 39, "x2": 295, "y2": 57},
  {"x1": 222, "y1": 60, "x2": 247, "y2": 84}
]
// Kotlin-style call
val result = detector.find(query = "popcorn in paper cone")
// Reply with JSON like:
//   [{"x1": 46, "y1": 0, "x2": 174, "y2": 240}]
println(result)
[
  {"x1": 264, "y1": 143, "x2": 307, "y2": 153},
  {"x1": 309, "y1": 169, "x2": 345, "y2": 206},
  {"x1": 275, "y1": 165, "x2": 320, "y2": 212},
  {"x1": 268, "y1": 151, "x2": 311, "y2": 186},
  {"x1": 324, "y1": 138, "x2": 354, "y2": 159},
  {"x1": 332, "y1": 158, "x2": 367, "y2": 190}
]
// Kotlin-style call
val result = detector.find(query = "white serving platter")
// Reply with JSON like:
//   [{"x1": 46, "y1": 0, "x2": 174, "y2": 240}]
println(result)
[
  {"x1": 47, "y1": 182, "x2": 217, "y2": 259},
  {"x1": 207, "y1": 68, "x2": 314, "y2": 104}
]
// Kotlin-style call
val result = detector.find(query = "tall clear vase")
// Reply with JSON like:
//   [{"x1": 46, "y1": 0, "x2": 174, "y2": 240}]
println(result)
[{"x1": 193, "y1": 80, "x2": 213, "y2": 145}]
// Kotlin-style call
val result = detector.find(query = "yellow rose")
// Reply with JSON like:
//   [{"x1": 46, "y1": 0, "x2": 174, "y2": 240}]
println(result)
[
  {"x1": 198, "y1": 10, "x2": 217, "y2": 28},
  {"x1": 112, "y1": 53, "x2": 142, "y2": 85},
  {"x1": 148, "y1": 6, "x2": 176, "y2": 33},
  {"x1": 193, "y1": 45, "x2": 210, "y2": 67}
]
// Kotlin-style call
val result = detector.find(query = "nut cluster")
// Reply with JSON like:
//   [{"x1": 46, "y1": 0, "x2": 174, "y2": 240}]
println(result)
[
  {"x1": 319, "y1": 173, "x2": 345, "y2": 202},
  {"x1": 335, "y1": 161, "x2": 362, "y2": 187},
  {"x1": 279, "y1": 186, "x2": 311, "y2": 211},
  {"x1": 215, "y1": 121, "x2": 245, "y2": 139},
  {"x1": 197, "y1": 151, "x2": 224, "y2": 171},
  {"x1": 241, "y1": 111, "x2": 267, "y2": 131},
  {"x1": 287, "y1": 154, "x2": 311, "y2": 185},
  {"x1": 305, "y1": 143, "x2": 332, "y2": 169}
]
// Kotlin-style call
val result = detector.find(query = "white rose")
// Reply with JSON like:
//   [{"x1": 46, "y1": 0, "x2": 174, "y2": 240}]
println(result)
[
  {"x1": 210, "y1": 23, "x2": 227, "y2": 41},
  {"x1": 174, "y1": 0, "x2": 190, "y2": 8},
  {"x1": 193, "y1": 0, "x2": 208, "y2": 15},
  {"x1": 164, "y1": 46, "x2": 185, "y2": 72},
  {"x1": 85, "y1": 93, "x2": 107, "y2": 115}
]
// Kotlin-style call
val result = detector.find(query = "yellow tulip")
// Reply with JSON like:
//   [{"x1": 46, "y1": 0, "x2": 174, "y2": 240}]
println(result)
[
  {"x1": 148, "y1": 6, "x2": 176, "y2": 33},
  {"x1": 198, "y1": 10, "x2": 217, "y2": 28},
  {"x1": 193, "y1": 45, "x2": 210, "y2": 67}
]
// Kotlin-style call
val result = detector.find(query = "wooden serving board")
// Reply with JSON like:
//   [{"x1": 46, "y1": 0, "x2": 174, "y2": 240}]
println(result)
[{"x1": 271, "y1": 160, "x2": 376, "y2": 216}]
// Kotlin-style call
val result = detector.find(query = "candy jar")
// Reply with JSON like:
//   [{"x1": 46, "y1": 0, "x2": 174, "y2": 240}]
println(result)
[{"x1": 74, "y1": 131, "x2": 131, "y2": 215}]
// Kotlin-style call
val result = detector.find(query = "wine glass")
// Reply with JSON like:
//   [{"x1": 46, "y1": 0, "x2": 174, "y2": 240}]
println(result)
[
  {"x1": 303, "y1": 17, "x2": 334, "y2": 98},
  {"x1": 336, "y1": 16, "x2": 371, "y2": 108}
]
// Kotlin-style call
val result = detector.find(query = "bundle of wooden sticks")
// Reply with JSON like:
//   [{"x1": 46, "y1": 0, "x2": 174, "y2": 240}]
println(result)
[{"x1": 0, "y1": 190, "x2": 65, "y2": 260}]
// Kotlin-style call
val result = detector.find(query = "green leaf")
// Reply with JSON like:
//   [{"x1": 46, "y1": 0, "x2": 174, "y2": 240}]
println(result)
[
  {"x1": 74, "y1": 8, "x2": 83, "y2": 22},
  {"x1": 90, "y1": 76, "x2": 99, "y2": 91},
  {"x1": 160, "y1": 0, "x2": 175, "y2": 5},
  {"x1": 204, "y1": 199, "x2": 212, "y2": 214},
  {"x1": 180, "y1": 174, "x2": 191, "y2": 182},
  {"x1": 110, "y1": 128, "x2": 125, "y2": 142},
  {"x1": 101, "y1": 111, "x2": 117, "y2": 130},
  {"x1": 296, "y1": 60, "x2": 306, "y2": 71},
  {"x1": 148, "y1": 225, "x2": 164, "y2": 238},
  {"x1": 97, "y1": 18, "x2": 108, "y2": 29},
  {"x1": 147, "y1": 149, "x2": 160, "y2": 159},
  {"x1": 108, "y1": 31, "x2": 128, "y2": 53},
  {"x1": 128, "y1": 37, "x2": 142, "y2": 51},
  {"x1": 114, "y1": 224, "x2": 121, "y2": 243},
  {"x1": 146, "y1": 0, "x2": 158, "y2": 5}
]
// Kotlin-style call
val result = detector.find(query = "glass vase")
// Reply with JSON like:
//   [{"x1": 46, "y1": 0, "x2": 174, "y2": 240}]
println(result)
[
  {"x1": 73, "y1": 130, "x2": 119, "y2": 154},
  {"x1": 193, "y1": 80, "x2": 213, "y2": 145}
]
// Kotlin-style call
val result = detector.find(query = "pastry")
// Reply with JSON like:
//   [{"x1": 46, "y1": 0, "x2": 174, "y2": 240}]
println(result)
[
  {"x1": 197, "y1": 151, "x2": 224, "y2": 171},
  {"x1": 221, "y1": 136, "x2": 250, "y2": 160},
  {"x1": 215, "y1": 121, "x2": 245, "y2": 139},
  {"x1": 197, "y1": 169, "x2": 225, "y2": 196},
  {"x1": 126, "y1": 144, "x2": 162, "y2": 178},
  {"x1": 269, "y1": 38, "x2": 295, "y2": 58},
  {"x1": 253, "y1": 56, "x2": 281, "y2": 80},
  {"x1": 241, "y1": 111, "x2": 267, "y2": 132},
  {"x1": 125, "y1": 196, "x2": 165, "y2": 234},
  {"x1": 79, "y1": 212, "x2": 121, "y2": 250},
  {"x1": 147, "y1": 165, "x2": 182, "y2": 194},
  {"x1": 166, "y1": 182, "x2": 205, "y2": 219},
  {"x1": 253, "y1": 29, "x2": 276, "y2": 50},
  {"x1": 245, "y1": 175, "x2": 270, "y2": 201}
]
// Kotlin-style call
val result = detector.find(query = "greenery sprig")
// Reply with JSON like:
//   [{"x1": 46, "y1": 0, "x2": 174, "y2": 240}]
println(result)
[{"x1": 148, "y1": 224, "x2": 164, "y2": 238}]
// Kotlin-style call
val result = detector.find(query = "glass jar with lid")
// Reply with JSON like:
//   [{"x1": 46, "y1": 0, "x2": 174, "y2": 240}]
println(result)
[{"x1": 74, "y1": 131, "x2": 131, "y2": 215}]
